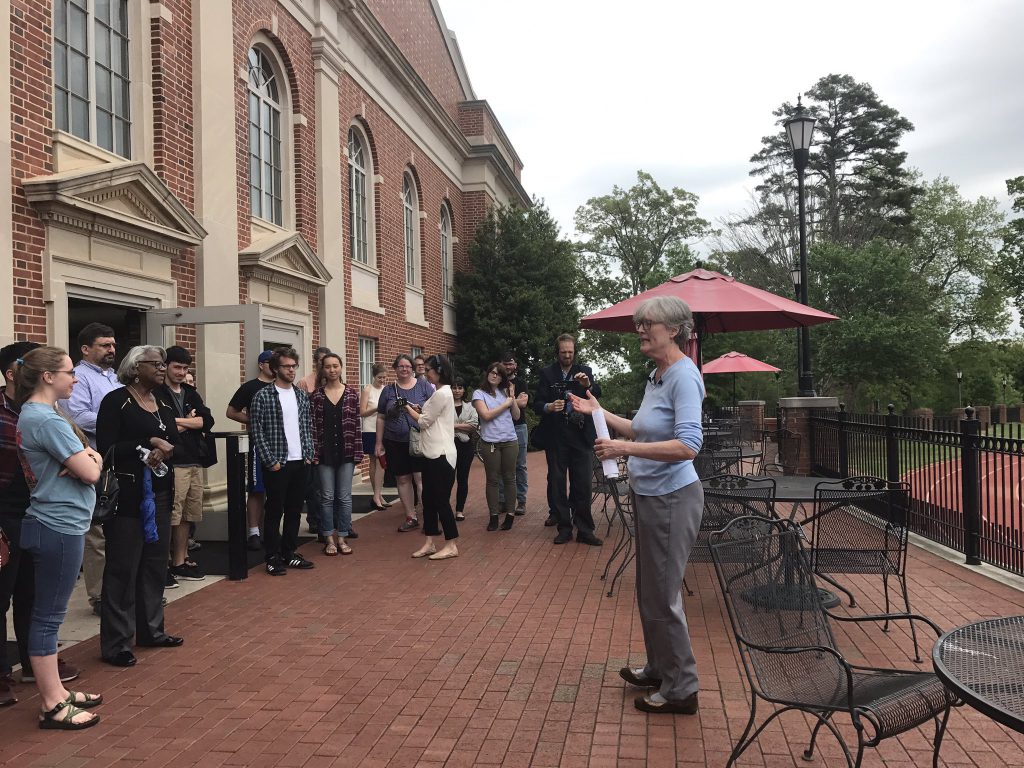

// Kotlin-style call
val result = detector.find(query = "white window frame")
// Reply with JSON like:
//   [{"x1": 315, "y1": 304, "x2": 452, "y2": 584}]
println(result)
[
  {"x1": 348, "y1": 126, "x2": 372, "y2": 265},
  {"x1": 403, "y1": 173, "x2": 421, "y2": 287},
  {"x1": 440, "y1": 204, "x2": 454, "y2": 304},
  {"x1": 247, "y1": 45, "x2": 285, "y2": 227},
  {"x1": 53, "y1": 0, "x2": 133, "y2": 157},
  {"x1": 411, "y1": 346, "x2": 423, "y2": 361},
  {"x1": 358, "y1": 337, "x2": 376, "y2": 387}
]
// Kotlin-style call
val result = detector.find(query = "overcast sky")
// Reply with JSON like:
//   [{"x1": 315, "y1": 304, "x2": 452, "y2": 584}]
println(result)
[{"x1": 440, "y1": 0, "x2": 1024, "y2": 248}]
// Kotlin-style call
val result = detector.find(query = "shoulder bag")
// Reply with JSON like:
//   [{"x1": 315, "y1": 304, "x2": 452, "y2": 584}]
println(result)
[{"x1": 93, "y1": 446, "x2": 120, "y2": 523}]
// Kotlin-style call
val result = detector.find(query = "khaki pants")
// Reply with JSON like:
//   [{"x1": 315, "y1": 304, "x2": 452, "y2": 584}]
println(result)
[{"x1": 83, "y1": 521, "x2": 105, "y2": 605}]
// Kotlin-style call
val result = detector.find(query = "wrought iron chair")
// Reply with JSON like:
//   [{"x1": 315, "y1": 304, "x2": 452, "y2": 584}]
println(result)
[
  {"x1": 809, "y1": 476, "x2": 922, "y2": 661},
  {"x1": 709, "y1": 517, "x2": 957, "y2": 768},
  {"x1": 763, "y1": 428, "x2": 801, "y2": 475},
  {"x1": 600, "y1": 475, "x2": 634, "y2": 598},
  {"x1": 684, "y1": 474, "x2": 777, "y2": 596},
  {"x1": 694, "y1": 446, "x2": 743, "y2": 479}
]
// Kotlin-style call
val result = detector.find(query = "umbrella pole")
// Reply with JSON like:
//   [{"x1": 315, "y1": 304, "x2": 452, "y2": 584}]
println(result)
[{"x1": 733, "y1": 372, "x2": 737, "y2": 409}]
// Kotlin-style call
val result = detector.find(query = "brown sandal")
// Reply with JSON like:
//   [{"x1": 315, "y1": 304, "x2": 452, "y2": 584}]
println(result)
[
  {"x1": 323, "y1": 540, "x2": 339, "y2": 556},
  {"x1": 339, "y1": 542, "x2": 353, "y2": 555}
]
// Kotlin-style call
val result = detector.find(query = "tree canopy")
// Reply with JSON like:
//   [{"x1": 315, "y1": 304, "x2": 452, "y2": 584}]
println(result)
[{"x1": 453, "y1": 201, "x2": 582, "y2": 387}]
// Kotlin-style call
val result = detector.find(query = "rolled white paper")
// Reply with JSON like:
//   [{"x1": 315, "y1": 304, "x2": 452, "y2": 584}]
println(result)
[{"x1": 592, "y1": 408, "x2": 621, "y2": 478}]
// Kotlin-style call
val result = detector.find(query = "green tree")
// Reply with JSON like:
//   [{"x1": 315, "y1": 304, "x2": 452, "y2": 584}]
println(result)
[
  {"x1": 453, "y1": 202, "x2": 582, "y2": 388},
  {"x1": 575, "y1": 170, "x2": 712, "y2": 296},
  {"x1": 810, "y1": 240, "x2": 946, "y2": 408},
  {"x1": 750, "y1": 74, "x2": 919, "y2": 248},
  {"x1": 998, "y1": 175, "x2": 1024, "y2": 314},
  {"x1": 910, "y1": 176, "x2": 1007, "y2": 339}
]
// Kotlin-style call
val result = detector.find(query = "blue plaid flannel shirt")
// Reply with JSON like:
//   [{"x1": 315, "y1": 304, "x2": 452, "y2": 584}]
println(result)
[{"x1": 250, "y1": 384, "x2": 314, "y2": 468}]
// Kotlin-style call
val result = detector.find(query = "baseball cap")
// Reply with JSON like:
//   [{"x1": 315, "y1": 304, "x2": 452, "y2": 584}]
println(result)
[{"x1": 258, "y1": 350, "x2": 274, "y2": 364}]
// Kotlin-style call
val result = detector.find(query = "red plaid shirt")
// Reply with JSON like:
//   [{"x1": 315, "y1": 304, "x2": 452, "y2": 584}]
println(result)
[{"x1": 310, "y1": 384, "x2": 363, "y2": 464}]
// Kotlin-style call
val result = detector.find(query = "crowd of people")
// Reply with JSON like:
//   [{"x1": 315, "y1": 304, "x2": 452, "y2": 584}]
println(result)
[{"x1": 1, "y1": 297, "x2": 707, "y2": 725}]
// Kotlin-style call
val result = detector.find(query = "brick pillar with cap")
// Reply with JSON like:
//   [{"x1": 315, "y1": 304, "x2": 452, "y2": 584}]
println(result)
[{"x1": 778, "y1": 396, "x2": 840, "y2": 475}]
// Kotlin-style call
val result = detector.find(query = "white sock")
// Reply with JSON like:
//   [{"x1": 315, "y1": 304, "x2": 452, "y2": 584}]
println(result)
[{"x1": 249, "y1": 526, "x2": 260, "y2": 536}]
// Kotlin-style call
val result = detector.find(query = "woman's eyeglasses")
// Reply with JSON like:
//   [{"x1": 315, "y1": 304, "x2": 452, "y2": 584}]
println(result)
[
  {"x1": 138, "y1": 360, "x2": 168, "y2": 369},
  {"x1": 634, "y1": 319, "x2": 655, "y2": 332}
]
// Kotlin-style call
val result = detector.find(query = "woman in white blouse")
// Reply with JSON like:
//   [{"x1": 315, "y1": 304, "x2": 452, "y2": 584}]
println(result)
[{"x1": 401, "y1": 355, "x2": 458, "y2": 560}]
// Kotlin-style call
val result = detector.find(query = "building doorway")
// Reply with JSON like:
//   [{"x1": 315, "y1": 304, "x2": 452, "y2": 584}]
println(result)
[{"x1": 67, "y1": 298, "x2": 144, "y2": 364}]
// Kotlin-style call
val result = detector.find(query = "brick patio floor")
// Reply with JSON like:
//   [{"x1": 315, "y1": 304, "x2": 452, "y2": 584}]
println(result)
[{"x1": 3, "y1": 452, "x2": 1024, "y2": 766}]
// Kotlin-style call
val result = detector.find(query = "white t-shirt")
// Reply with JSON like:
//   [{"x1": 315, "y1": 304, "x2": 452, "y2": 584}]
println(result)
[
  {"x1": 276, "y1": 384, "x2": 303, "y2": 461},
  {"x1": 361, "y1": 384, "x2": 382, "y2": 433}
]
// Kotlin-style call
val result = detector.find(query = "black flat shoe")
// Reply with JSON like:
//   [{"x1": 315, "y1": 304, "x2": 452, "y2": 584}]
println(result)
[
  {"x1": 346, "y1": 529, "x2": 359, "y2": 539},
  {"x1": 634, "y1": 692, "x2": 699, "y2": 714},
  {"x1": 619, "y1": 667, "x2": 662, "y2": 688},
  {"x1": 104, "y1": 651, "x2": 137, "y2": 667},
  {"x1": 576, "y1": 532, "x2": 603, "y2": 546},
  {"x1": 139, "y1": 636, "x2": 184, "y2": 648}
]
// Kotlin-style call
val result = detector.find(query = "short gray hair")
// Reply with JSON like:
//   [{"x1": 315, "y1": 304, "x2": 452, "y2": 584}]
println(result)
[
  {"x1": 117, "y1": 345, "x2": 166, "y2": 384},
  {"x1": 633, "y1": 296, "x2": 694, "y2": 348}
]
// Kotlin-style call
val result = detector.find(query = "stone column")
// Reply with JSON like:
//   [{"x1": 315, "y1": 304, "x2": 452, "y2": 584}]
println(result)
[
  {"x1": 312, "y1": 29, "x2": 346, "y2": 357},
  {"x1": 778, "y1": 396, "x2": 839, "y2": 475},
  {"x1": 192, "y1": 0, "x2": 242, "y2": 528}
]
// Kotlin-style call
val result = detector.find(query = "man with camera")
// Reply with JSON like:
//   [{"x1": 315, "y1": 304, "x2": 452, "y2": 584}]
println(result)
[{"x1": 533, "y1": 334, "x2": 602, "y2": 546}]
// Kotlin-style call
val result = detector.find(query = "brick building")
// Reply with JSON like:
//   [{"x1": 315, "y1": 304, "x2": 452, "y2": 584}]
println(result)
[{"x1": 1, "y1": 0, "x2": 527, "y2": 419}]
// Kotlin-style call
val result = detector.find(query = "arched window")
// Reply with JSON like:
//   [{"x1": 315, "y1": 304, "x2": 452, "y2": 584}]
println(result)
[
  {"x1": 348, "y1": 128, "x2": 369, "y2": 264},
  {"x1": 247, "y1": 47, "x2": 284, "y2": 226},
  {"x1": 440, "y1": 205, "x2": 454, "y2": 303},
  {"x1": 54, "y1": 0, "x2": 132, "y2": 156},
  {"x1": 403, "y1": 174, "x2": 420, "y2": 286}
]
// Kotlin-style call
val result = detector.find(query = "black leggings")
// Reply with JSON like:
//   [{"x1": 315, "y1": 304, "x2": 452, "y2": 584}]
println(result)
[
  {"x1": 421, "y1": 456, "x2": 458, "y2": 540},
  {"x1": 454, "y1": 439, "x2": 475, "y2": 512}
]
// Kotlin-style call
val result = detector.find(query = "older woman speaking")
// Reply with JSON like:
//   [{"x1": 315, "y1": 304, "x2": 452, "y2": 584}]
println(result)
[{"x1": 570, "y1": 295, "x2": 704, "y2": 715}]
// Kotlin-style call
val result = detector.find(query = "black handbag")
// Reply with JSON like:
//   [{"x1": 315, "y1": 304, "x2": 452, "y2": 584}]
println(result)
[
  {"x1": 93, "y1": 447, "x2": 120, "y2": 523},
  {"x1": 197, "y1": 432, "x2": 218, "y2": 468}
]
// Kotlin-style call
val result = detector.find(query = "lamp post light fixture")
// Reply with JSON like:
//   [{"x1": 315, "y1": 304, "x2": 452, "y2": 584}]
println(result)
[
  {"x1": 956, "y1": 369, "x2": 963, "y2": 410},
  {"x1": 785, "y1": 97, "x2": 817, "y2": 397},
  {"x1": 789, "y1": 263, "x2": 802, "y2": 390},
  {"x1": 1002, "y1": 375, "x2": 1008, "y2": 404}
]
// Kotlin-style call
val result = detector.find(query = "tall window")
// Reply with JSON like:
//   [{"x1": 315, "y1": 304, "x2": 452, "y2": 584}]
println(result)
[
  {"x1": 403, "y1": 174, "x2": 420, "y2": 286},
  {"x1": 440, "y1": 205, "x2": 454, "y2": 303},
  {"x1": 54, "y1": 0, "x2": 132, "y2": 156},
  {"x1": 411, "y1": 346, "x2": 423, "y2": 361},
  {"x1": 348, "y1": 129, "x2": 369, "y2": 264},
  {"x1": 358, "y1": 337, "x2": 376, "y2": 387},
  {"x1": 248, "y1": 47, "x2": 283, "y2": 226}
]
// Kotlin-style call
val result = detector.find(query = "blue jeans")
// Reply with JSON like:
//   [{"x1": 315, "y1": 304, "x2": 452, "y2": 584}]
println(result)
[
  {"x1": 19, "y1": 517, "x2": 84, "y2": 657},
  {"x1": 498, "y1": 423, "x2": 529, "y2": 507},
  {"x1": 319, "y1": 462, "x2": 355, "y2": 536}
]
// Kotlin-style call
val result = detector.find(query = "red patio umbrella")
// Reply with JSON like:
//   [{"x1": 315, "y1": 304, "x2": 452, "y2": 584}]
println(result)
[
  {"x1": 703, "y1": 351, "x2": 781, "y2": 406},
  {"x1": 580, "y1": 268, "x2": 838, "y2": 364}
]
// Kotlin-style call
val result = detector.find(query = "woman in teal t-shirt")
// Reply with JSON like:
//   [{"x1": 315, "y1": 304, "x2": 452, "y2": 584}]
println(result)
[{"x1": 16, "y1": 346, "x2": 103, "y2": 730}]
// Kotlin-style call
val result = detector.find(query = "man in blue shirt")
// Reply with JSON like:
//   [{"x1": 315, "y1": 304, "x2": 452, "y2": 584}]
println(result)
[{"x1": 61, "y1": 323, "x2": 121, "y2": 615}]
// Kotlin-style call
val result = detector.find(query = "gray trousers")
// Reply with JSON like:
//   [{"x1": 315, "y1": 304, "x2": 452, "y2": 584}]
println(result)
[
  {"x1": 100, "y1": 491, "x2": 172, "y2": 658},
  {"x1": 634, "y1": 480, "x2": 703, "y2": 701}
]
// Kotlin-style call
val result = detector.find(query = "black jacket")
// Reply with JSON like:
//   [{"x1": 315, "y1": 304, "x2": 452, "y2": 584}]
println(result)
[
  {"x1": 158, "y1": 383, "x2": 215, "y2": 465},
  {"x1": 533, "y1": 361, "x2": 602, "y2": 445}
]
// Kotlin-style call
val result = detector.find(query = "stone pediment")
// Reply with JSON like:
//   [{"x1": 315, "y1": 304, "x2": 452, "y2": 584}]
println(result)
[
  {"x1": 22, "y1": 161, "x2": 206, "y2": 253},
  {"x1": 239, "y1": 230, "x2": 331, "y2": 292}
]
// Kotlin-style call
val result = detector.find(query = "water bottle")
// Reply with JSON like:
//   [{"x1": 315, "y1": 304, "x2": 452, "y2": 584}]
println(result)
[{"x1": 137, "y1": 445, "x2": 169, "y2": 477}]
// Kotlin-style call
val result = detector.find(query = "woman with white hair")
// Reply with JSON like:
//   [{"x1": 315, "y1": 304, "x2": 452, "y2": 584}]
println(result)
[
  {"x1": 570, "y1": 295, "x2": 704, "y2": 715},
  {"x1": 96, "y1": 345, "x2": 182, "y2": 668}
]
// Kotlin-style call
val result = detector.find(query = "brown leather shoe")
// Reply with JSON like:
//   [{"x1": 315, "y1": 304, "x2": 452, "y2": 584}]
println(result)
[
  {"x1": 634, "y1": 692, "x2": 699, "y2": 714},
  {"x1": 619, "y1": 667, "x2": 662, "y2": 688}
]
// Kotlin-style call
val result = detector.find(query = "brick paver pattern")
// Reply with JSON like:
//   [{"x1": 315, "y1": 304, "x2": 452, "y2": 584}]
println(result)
[{"x1": 2, "y1": 452, "x2": 1024, "y2": 766}]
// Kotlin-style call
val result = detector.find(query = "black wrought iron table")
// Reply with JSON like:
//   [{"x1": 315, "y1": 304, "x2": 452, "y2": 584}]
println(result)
[{"x1": 933, "y1": 616, "x2": 1024, "y2": 734}]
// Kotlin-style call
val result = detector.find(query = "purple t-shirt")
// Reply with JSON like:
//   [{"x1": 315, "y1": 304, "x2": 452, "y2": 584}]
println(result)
[
  {"x1": 471, "y1": 389, "x2": 517, "y2": 443},
  {"x1": 377, "y1": 379, "x2": 434, "y2": 442}
]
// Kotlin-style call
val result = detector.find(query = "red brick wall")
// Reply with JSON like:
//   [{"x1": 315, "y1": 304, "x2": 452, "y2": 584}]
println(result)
[
  {"x1": 9, "y1": 1, "x2": 54, "y2": 342},
  {"x1": 364, "y1": 0, "x2": 468, "y2": 123},
  {"x1": 339, "y1": 77, "x2": 470, "y2": 377},
  {"x1": 150, "y1": 0, "x2": 197, "y2": 350}
]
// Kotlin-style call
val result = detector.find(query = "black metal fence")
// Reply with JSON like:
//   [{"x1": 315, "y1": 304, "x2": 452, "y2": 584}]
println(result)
[{"x1": 810, "y1": 406, "x2": 1024, "y2": 577}]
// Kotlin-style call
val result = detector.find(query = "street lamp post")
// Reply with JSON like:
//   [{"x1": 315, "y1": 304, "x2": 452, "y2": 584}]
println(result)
[
  {"x1": 789, "y1": 263, "x2": 802, "y2": 391},
  {"x1": 957, "y1": 369, "x2": 963, "y2": 410},
  {"x1": 1002, "y1": 375, "x2": 1008, "y2": 404},
  {"x1": 785, "y1": 98, "x2": 817, "y2": 397}
]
